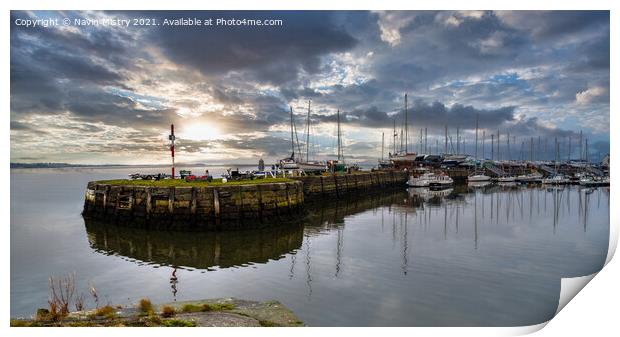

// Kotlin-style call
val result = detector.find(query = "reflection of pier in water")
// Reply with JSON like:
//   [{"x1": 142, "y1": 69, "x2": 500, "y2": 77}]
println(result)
[
  {"x1": 300, "y1": 185, "x2": 608, "y2": 286},
  {"x1": 84, "y1": 220, "x2": 304, "y2": 269},
  {"x1": 85, "y1": 185, "x2": 608, "y2": 299}
]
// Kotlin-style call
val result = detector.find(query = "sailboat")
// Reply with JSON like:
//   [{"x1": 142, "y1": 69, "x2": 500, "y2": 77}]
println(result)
[
  {"x1": 296, "y1": 101, "x2": 327, "y2": 172},
  {"x1": 378, "y1": 132, "x2": 393, "y2": 169},
  {"x1": 468, "y1": 114, "x2": 491, "y2": 183},
  {"x1": 328, "y1": 109, "x2": 346, "y2": 173},
  {"x1": 389, "y1": 93, "x2": 417, "y2": 165},
  {"x1": 279, "y1": 106, "x2": 300, "y2": 170},
  {"x1": 542, "y1": 138, "x2": 569, "y2": 184}
]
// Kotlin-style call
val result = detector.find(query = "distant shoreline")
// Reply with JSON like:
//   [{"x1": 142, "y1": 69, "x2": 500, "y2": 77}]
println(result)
[
  {"x1": 10, "y1": 163, "x2": 261, "y2": 169},
  {"x1": 11, "y1": 162, "x2": 377, "y2": 169}
]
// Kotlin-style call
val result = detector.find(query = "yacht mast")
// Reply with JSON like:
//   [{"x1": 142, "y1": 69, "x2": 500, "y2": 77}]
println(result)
[
  {"x1": 482, "y1": 130, "x2": 486, "y2": 159},
  {"x1": 507, "y1": 132, "x2": 510, "y2": 161},
  {"x1": 306, "y1": 100, "x2": 311, "y2": 162},
  {"x1": 393, "y1": 120, "x2": 397, "y2": 155},
  {"x1": 337, "y1": 109, "x2": 342, "y2": 161},
  {"x1": 579, "y1": 130, "x2": 583, "y2": 161},
  {"x1": 424, "y1": 127, "x2": 428, "y2": 154},
  {"x1": 444, "y1": 125, "x2": 448, "y2": 154},
  {"x1": 475, "y1": 113, "x2": 479, "y2": 159},
  {"x1": 497, "y1": 130, "x2": 500, "y2": 161},
  {"x1": 381, "y1": 132, "x2": 385, "y2": 161},
  {"x1": 404, "y1": 93, "x2": 408, "y2": 153},
  {"x1": 554, "y1": 137, "x2": 559, "y2": 172},
  {"x1": 456, "y1": 126, "x2": 460, "y2": 155},
  {"x1": 290, "y1": 106, "x2": 295, "y2": 159}
]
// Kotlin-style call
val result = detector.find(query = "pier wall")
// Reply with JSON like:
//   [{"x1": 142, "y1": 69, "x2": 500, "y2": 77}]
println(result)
[
  {"x1": 83, "y1": 181, "x2": 304, "y2": 230},
  {"x1": 82, "y1": 171, "x2": 409, "y2": 230},
  {"x1": 291, "y1": 171, "x2": 408, "y2": 198}
]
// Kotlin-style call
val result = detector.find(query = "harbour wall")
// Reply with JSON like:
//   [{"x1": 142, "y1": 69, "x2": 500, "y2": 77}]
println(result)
[
  {"x1": 83, "y1": 188, "x2": 409, "y2": 268},
  {"x1": 82, "y1": 171, "x2": 409, "y2": 230},
  {"x1": 83, "y1": 180, "x2": 304, "y2": 230},
  {"x1": 291, "y1": 171, "x2": 408, "y2": 198}
]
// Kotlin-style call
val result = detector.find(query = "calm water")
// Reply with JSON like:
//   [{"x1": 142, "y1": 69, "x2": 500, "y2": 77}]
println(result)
[{"x1": 11, "y1": 167, "x2": 609, "y2": 326}]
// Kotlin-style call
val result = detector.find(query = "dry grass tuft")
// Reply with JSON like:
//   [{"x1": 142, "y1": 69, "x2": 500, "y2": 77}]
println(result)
[
  {"x1": 160, "y1": 305, "x2": 176, "y2": 318},
  {"x1": 138, "y1": 298, "x2": 154, "y2": 315}
]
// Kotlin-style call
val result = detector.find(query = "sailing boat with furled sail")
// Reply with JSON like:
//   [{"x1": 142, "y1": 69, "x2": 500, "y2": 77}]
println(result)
[
  {"x1": 296, "y1": 100, "x2": 328, "y2": 172},
  {"x1": 279, "y1": 106, "x2": 300, "y2": 170},
  {"x1": 389, "y1": 93, "x2": 417, "y2": 167},
  {"x1": 328, "y1": 109, "x2": 346, "y2": 172}
]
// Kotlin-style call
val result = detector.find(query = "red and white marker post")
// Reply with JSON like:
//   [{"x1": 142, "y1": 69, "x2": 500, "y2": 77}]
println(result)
[{"x1": 169, "y1": 124, "x2": 175, "y2": 178}]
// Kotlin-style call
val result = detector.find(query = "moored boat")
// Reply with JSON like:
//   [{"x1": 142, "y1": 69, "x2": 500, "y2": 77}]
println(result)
[
  {"x1": 541, "y1": 175, "x2": 570, "y2": 185},
  {"x1": 428, "y1": 174, "x2": 454, "y2": 189},
  {"x1": 297, "y1": 161, "x2": 327, "y2": 172},
  {"x1": 468, "y1": 174, "x2": 491, "y2": 182},
  {"x1": 407, "y1": 172, "x2": 454, "y2": 188},
  {"x1": 407, "y1": 172, "x2": 433, "y2": 187}
]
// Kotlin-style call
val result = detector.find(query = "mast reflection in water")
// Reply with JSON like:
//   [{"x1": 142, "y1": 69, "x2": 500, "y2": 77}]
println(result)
[
  {"x1": 10, "y1": 166, "x2": 609, "y2": 327},
  {"x1": 79, "y1": 185, "x2": 608, "y2": 327}
]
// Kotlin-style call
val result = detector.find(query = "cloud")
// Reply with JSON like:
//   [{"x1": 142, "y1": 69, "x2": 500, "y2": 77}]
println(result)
[
  {"x1": 9, "y1": 10, "x2": 609, "y2": 164},
  {"x1": 144, "y1": 11, "x2": 358, "y2": 85},
  {"x1": 495, "y1": 11, "x2": 609, "y2": 41},
  {"x1": 373, "y1": 11, "x2": 417, "y2": 46},
  {"x1": 575, "y1": 86, "x2": 609, "y2": 105}
]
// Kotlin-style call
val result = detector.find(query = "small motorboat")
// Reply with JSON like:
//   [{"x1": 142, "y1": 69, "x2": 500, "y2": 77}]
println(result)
[
  {"x1": 468, "y1": 174, "x2": 491, "y2": 182},
  {"x1": 407, "y1": 172, "x2": 433, "y2": 187}
]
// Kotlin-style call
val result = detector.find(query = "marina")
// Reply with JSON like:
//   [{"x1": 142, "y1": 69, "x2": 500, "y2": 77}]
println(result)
[
  {"x1": 10, "y1": 166, "x2": 610, "y2": 326},
  {"x1": 80, "y1": 116, "x2": 609, "y2": 231},
  {"x1": 9, "y1": 9, "x2": 611, "y2": 329}
]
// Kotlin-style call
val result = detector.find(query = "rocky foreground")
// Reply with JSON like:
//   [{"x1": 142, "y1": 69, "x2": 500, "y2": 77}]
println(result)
[{"x1": 11, "y1": 298, "x2": 303, "y2": 327}]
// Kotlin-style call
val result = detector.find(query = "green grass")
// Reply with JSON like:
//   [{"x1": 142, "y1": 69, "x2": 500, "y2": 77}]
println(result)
[
  {"x1": 161, "y1": 319, "x2": 196, "y2": 327},
  {"x1": 97, "y1": 177, "x2": 293, "y2": 187},
  {"x1": 181, "y1": 302, "x2": 235, "y2": 313},
  {"x1": 258, "y1": 320, "x2": 280, "y2": 327},
  {"x1": 180, "y1": 304, "x2": 203, "y2": 313}
]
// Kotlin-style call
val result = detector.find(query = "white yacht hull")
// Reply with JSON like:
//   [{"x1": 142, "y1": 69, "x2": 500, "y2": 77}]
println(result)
[
  {"x1": 297, "y1": 162, "x2": 327, "y2": 171},
  {"x1": 468, "y1": 174, "x2": 491, "y2": 182}
]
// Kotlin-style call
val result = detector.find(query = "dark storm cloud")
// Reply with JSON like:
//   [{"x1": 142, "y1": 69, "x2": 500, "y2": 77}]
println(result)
[
  {"x1": 63, "y1": 87, "x2": 174, "y2": 126},
  {"x1": 9, "y1": 10, "x2": 609, "y2": 164},
  {"x1": 497, "y1": 11, "x2": 609, "y2": 41},
  {"x1": 504, "y1": 117, "x2": 578, "y2": 139},
  {"x1": 312, "y1": 99, "x2": 516, "y2": 130},
  {"x1": 10, "y1": 11, "x2": 174, "y2": 128},
  {"x1": 10, "y1": 11, "x2": 133, "y2": 60},
  {"x1": 10, "y1": 121, "x2": 34, "y2": 131},
  {"x1": 363, "y1": 10, "x2": 609, "y2": 107},
  {"x1": 11, "y1": 11, "x2": 131, "y2": 116},
  {"x1": 366, "y1": 12, "x2": 528, "y2": 91},
  {"x1": 138, "y1": 11, "x2": 358, "y2": 84}
]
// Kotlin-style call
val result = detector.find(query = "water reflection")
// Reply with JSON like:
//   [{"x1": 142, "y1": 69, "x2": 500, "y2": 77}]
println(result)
[
  {"x1": 82, "y1": 185, "x2": 609, "y2": 326},
  {"x1": 84, "y1": 219, "x2": 304, "y2": 269},
  {"x1": 14, "y1": 168, "x2": 609, "y2": 325}
]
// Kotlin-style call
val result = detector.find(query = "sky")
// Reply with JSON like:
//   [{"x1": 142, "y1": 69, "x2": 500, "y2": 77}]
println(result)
[{"x1": 10, "y1": 10, "x2": 610, "y2": 165}]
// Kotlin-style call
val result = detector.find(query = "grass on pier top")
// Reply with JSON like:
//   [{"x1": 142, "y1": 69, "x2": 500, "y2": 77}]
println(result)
[{"x1": 97, "y1": 177, "x2": 294, "y2": 187}]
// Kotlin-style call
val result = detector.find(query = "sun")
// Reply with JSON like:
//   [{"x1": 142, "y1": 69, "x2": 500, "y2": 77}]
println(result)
[{"x1": 179, "y1": 122, "x2": 222, "y2": 141}]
